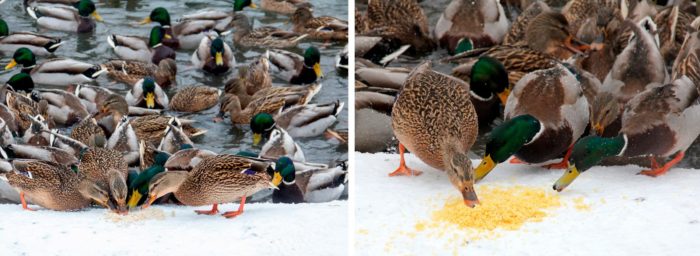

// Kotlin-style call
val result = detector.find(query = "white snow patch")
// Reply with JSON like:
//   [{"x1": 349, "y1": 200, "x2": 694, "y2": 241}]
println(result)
[{"x1": 355, "y1": 152, "x2": 700, "y2": 255}]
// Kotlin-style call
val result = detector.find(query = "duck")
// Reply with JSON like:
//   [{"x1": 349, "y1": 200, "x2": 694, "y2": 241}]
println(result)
[
  {"x1": 169, "y1": 85, "x2": 221, "y2": 113},
  {"x1": 158, "y1": 123, "x2": 194, "y2": 154},
  {"x1": 70, "y1": 116, "x2": 105, "y2": 147},
  {"x1": 130, "y1": 115, "x2": 205, "y2": 146},
  {"x1": 290, "y1": 7, "x2": 348, "y2": 41},
  {"x1": 260, "y1": 126, "x2": 305, "y2": 162},
  {"x1": 0, "y1": 118, "x2": 16, "y2": 146},
  {"x1": 164, "y1": 144, "x2": 217, "y2": 172},
  {"x1": 143, "y1": 154, "x2": 276, "y2": 219},
  {"x1": 391, "y1": 62, "x2": 479, "y2": 207},
  {"x1": 100, "y1": 59, "x2": 177, "y2": 89},
  {"x1": 216, "y1": 93, "x2": 284, "y2": 124},
  {"x1": 126, "y1": 77, "x2": 169, "y2": 110},
  {"x1": 355, "y1": 35, "x2": 411, "y2": 66},
  {"x1": 75, "y1": 147, "x2": 130, "y2": 213},
  {"x1": 250, "y1": 101, "x2": 343, "y2": 145},
  {"x1": 231, "y1": 13, "x2": 308, "y2": 49},
  {"x1": 271, "y1": 156, "x2": 347, "y2": 203},
  {"x1": 191, "y1": 35, "x2": 236, "y2": 74},
  {"x1": 107, "y1": 26, "x2": 176, "y2": 65},
  {"x1": 5, "y1": 48, "x2": 106, "y2": 86},
  {"x1": 78, "y1": 168, "x2": 129, "y2": 214},
  {"x1": 336, "y1": 44, "x2": 348, "y2": 70},
  {"x1": 4, "y1": 144, "x2": 79, "y2": 168},
  {"x1": 106, "y1": 116, "x2": 139, "y2": 165},
  {"x1": 34, "y1": 88, "x2": 89, "y2": 126},
  {"x1": 138, "y1": 0, "x2": 256, "y2": 50},
  {"x1": 502, "y1": 1, "x2": 550, "y2": 45},
  {"x1": 474, "y1": 64, "x2": 589, "y2": 181},
  {"x1": 6, "y1": 90, "x2": 40, "y2": 133},
  {"x1": 260, "y1": 0, "x2": 312, "y2": 15},
  {"x1": 25, "y1": 0, "x2": 103, "y2": 33},
  {"x1": 0, "y1": 18, "x2": 63, "y2": 56},
  {"x1": 672, "y1": 24, "x2": 700, "y2": 84},
  {"x1": 0, "y1": 159, "x2": 92, "y2": 211},
  {"x1": 462, "y1": 56, "x2": 510, "y2": 128},
  {"x1": 359, "y1": 0, "x2": 436, "y2": 54},
  {"x1": 433, "y1": 0, "x2": 509, "y2": 54},
  {"x1": 71, "y1": 84, "x2": 116, "y2": 115},
  {"x1": 231, "y1": 53, "x2": 273, "y2": 96},
  {"x1": 268, "y1": 47, "x2": 323, "y2": 85},
  {"x1": 555, "y1": 76, "x2": 700, "y2": 192},
  {"x1": 590, "y1": 18, "x2": 667, "y2": 137},
  {"x1": 654, "y1": 5, "x2": 693, "y2": 65},
  {"x1": 127, "y1": 151, "x2": 170, "y2": 208},
  {"x1": 226, "y1": 80, "x2": 320, "y2": 110},
  {"x1": 22, "y1": 113, "x2": 51, "y2": 146}
]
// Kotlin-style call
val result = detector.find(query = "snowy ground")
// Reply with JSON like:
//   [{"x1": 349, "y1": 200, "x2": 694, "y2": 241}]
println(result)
[
  {"x1": 0, "y1": 201, "x2": 347, "y2": 255},
  {"x1": 355, "y1": 152, "x2": 700, "y2": 255}
]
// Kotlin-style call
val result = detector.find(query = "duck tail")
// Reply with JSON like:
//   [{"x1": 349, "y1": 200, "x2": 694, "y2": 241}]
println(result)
[
  {"x1": 380, "y1": 44, "x2": 410, "y2": 67},
  {"x1": 83, "y1": 65, "x2": 107, "y2": 79},
  {"x1": 107, "y1": 35, "x2": 117, "y2": 49},
  {"x1": 333, "y1": 100, "x2": 344, "y2": 116},
  {"x1": 45, "y1": 39, "x2": 63, "y2": 52},
  {"x1": 26, "y1": 7, "x2": 39, "y2": 20}
]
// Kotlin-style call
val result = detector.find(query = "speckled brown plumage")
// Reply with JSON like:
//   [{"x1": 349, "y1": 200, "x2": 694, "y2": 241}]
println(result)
[
  {"x1": 173, "y1": 155, "x2": 272, "y2": 206},
  {"x1": 291, "y1": 7, "x2": 348, "y2": 41},
  {"x1": 6, "y1": 91, "x2": 39, "y2": 133},
  {"x1": 6, "y1": 160, "x2": 91, "y2": 211},
  {"x1": 362, "y1": 0, "x2": 435, "y2": 53},
  {"x1": 503, "y1": 1, "x2": 550, "y2": 45},
  {"x1": 169, "y1": 85, "x2": 221, "y2": 113},
  {"x1": 655, "y1": 6, "x2": 694, "y2": 66},
  {"x1": 101, "y1": 59, "x2": 177, "y2": 89},
  {"x1": 78, "y1": 147, "x2": 128, "y2": 188},
  {"x1": 164, "y1": 148, "x2": 217, "y2": 172},
  {"x1": 71, "y1": 117, "x2": 105, "y2": 147},
  {"x1": 392, "y1": 62, "x2": 478, "y2": 171},
  {"x1": 130, "y1": 115, "x2": 203, "y2": 146},
  {"x1": 219, "y1": 93, "x2": 284, "y2": 124}
]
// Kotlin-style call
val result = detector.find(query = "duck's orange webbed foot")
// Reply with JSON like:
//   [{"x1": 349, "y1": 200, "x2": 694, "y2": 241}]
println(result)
[
  {"x1": 638, "y1": 152, "x2": 685, "y2": 177},
  {"x1": 509, "y1": 157, "x2": 527, "y2": 164},
  {"x1": 20, "y1": 192, "x2": 37, "y2": 211},
  {"x1": 222, "y1": 196, "x2": 246, "y2": 219},
  {"x1": 544, "y1": 145, "x2": 574, "y2": 169},
  {"x1": 389, "y1": 143, "x2": 422, "y2": 177},
  {"x1": 195, "y1": 204, "x2": 219, "y2": 215}
]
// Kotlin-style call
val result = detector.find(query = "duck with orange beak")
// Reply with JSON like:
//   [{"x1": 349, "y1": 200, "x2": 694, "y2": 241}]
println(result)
[
  {"x1": 26, "y1": 0, "x2": 103, "y2": 33},
  {"x1": 126, "y1": 77, "x2": 169, "y2": 110}
]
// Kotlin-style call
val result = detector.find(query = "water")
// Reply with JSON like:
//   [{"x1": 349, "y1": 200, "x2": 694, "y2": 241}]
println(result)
[{"x1": 0, "y1": 0, "x2": 349, "y2": 165}]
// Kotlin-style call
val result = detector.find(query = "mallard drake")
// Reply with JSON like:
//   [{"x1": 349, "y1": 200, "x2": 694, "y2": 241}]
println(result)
[
  {"x1": 231, "y1": 13, "x2": 308, "y2": 49},
  {"x1": 360, "y1": 0, "x2": 436, "y2": 54},
  {"x1": 268, "y1": 47, "x2": 323, "y2": 84},
  {"x1": 590, "y1": 18, "x2": 667, "y2": 137},
  {"x1": 271, "y1": 156, "x2": 347, "y2": 203},
  {"x1": 260, "y1": 0, "x2": 312, "y2": 15},
  {"x1": 503, "y1": 1, "x2": 549, "y2": 45},
  {"x1": 5, "y1": 48, "x2": 106, "y2": 86},
  {"x1": 34, "y1": 88, "x2": 88, "y2": 126},
  {"x1": 4, "y1": 144, "x2": 78, "y2": 168},
  {"x1": 250, "y1": 101, "x2": 343, "y2": 144},
  {"x1": 26, "y1": 0, "x2": 103, "y2": 33},
  {"x1": 260, "y1": 124, "x2": 305, "y2": 162},
  {"x1": 143, "y1": 154, "x2": 276, "y2": 218},
  {"x1": 191, "y1": 35, "x2": 236, "y2": 74},
  {"x1": 462, "y1": 56, "x2": 510, "y2": 128},
  {"x1": 70, "y1": 116, "x2": 105, "y2": 147},
  {"x1": 126, "y1": 77, "x2": 169, "y2": 110},
  {"x1": 555, "y1": 76, "x2": 700, "y2": 191},
  {"x1": 433, "y1": 0, "x2": 509, "y2": 54},
  {"x1": 291, "y1": 7, "x2": 348, "y2": 41},
  {"x1": 77, "y1": 147, "x2": 129, "y2": 214},
  {"x1": 158, "y1": 123, "x2": 194, "y2": 154},
  {"x1": 474, "y1": 64, "x2": 589, "y2": 181},
  {"x1": 106, "y1": 116, "x2": 139, "y2": 165},
  {"x1": 101, "y1": 59, "x2": 177, "y2": 89},
  {"x1": 3, "y1": 72, "x2": 35, "y2": 97},
  {"x1": 107, "y1": 26, "x2": 176, "y2": 65},
  {"x1": 217, "y1": 93, "x2": 284, "y2": 124},
  {"x1": 0, "y1": 159, "x2": 91, "y2": 211},
  {"x1": 0, "y1": 18, "x2": 62, "y2": 56},
  {"x1": 169, "y1": 85, "x2": 221, "y2": 113},
  {"x1": 127, "y1": 151, "x2": 170, "y2": 208},
  {"x1": 164, "y1": 144, "x2": 217, "y2": 172},
  {"x1": 391, "y1": 62, "x2": 479, "y2": 207},
  {"x1": 139, "y1": 0, "x2": 256, "y2": 50}
]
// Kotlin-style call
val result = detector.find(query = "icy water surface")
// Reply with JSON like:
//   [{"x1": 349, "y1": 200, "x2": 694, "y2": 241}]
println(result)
[{"x1": 0, "y1": 0, "x2": 349, "y2": 165}]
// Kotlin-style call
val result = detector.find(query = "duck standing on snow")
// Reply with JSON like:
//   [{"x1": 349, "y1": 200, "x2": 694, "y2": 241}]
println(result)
[{"x1": 391, "y1": 62, "x2": 480, "y2": 207}]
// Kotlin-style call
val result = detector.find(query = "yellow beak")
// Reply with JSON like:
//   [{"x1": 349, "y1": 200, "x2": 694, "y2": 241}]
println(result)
[
  {"x1": 553, "y1": 165, "x2": 581, "y2": 192},
  {"x1": 253, "y1": 133, "x2": 262, "y2": 146},
  {"x1": 215, "y1": 52, "x2": 224, "y2": 66},
  {"x1": 145, "y1": 92, "x2": 156, "y2": 109},
  {"x1": 250, "y1": 3, "x2": 258, "y2": 8},
  {"x1": 91, "y1": 11, "x2": 104, "y2": 22},
  {"x1": 164, "y1": 34, "x2": 172, "y2": 39},
  {"x1": 272, "y1": 172, "x2": 282, "y2": 186},
  {"x1": 5, "y1": 59, "x2": 17, "y2": 70},
  {"x1": 139, "y1": 17, "x2": 152, "y2": 25},
  {"x1": 497, "y1": 88, "x2": 511, "y2": 106},
  {"x1": 474, "y1": 155, "x2": 496, "y2": 182},
  {"x1": 127, "y1": 190, "x2": 142, "y2": 209},
  {"x1": 314, "y1": 63, "x2": 323, "y2": 78}
]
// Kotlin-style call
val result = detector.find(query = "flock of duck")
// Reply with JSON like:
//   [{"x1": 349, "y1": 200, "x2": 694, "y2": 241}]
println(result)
[
  {"x1": 356, "y1": 0, "x2": 700, "y2": 206},
  {"x1": 0, "y1": 0, "x2": 348, "y2": 218}
]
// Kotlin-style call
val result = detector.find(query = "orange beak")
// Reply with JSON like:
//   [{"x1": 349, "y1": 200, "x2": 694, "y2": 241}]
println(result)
[
  {"x1": 141, "y1": 194, "x2": 157, "y2": 209},
  {"x1": 564, "y1": 35, "x2": 590, "y2": 54}
]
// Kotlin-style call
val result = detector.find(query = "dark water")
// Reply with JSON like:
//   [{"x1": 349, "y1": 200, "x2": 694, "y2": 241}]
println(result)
[
  {"x1": 358, "y1": 0, "x2": 700, "y2": 168},
  {"x1": 0, "y1": 0, "x2": 349, "y2": 165}
]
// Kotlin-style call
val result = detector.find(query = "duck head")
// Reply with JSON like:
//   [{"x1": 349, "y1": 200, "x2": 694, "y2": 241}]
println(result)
[
  {"x1": 554, "y1": 134, "x2": 627, "y2": 192},
  {"x1": 5, "y1": 48, "x2": 36, "y2": 71},
  {"x1": 74, "y1": 0, "x2": 103, "y2": 21},
  {"x1": 250, "y1": 113, "x2": 275, "y2": 146}
]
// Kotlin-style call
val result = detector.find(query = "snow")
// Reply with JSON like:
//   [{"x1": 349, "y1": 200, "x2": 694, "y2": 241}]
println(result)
[
  {"x1": 0, "y1": 200, "x2": 347, "y2": 255},
  {"x1": 355, "y1": 152, "x2": 700, "y2": 255}
]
